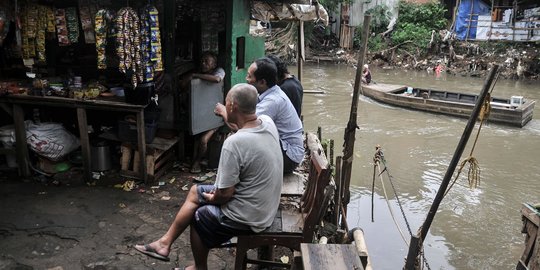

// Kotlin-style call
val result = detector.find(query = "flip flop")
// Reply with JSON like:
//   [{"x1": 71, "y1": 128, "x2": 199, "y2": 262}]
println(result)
[{"x1": 134, "y1": 244, "x2": 170, "y2": 261}]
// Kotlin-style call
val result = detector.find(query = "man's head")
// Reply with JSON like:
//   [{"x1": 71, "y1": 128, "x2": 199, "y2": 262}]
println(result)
[
  {"x1": 226, "y1": 83, "x2": 258, "y2": 123},
  {"x1": 267, "y1": 55, "x2": 288, "y2": 82},
  {"x1": 246, "y1": 57, "x2": 278, "y2": 93},
  {"x1": 200, "y1": 51, "x2": 218, "y2": 74}
]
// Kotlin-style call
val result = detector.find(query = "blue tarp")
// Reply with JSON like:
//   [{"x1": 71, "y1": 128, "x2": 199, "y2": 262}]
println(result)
[{"x1": 455, "y1": 0, "x2": 491, "y2": 40}]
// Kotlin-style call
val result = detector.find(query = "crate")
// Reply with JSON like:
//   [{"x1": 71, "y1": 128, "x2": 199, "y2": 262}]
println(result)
[{"x1": 120, "y1": 137, "x2": 178, "y2": 182}]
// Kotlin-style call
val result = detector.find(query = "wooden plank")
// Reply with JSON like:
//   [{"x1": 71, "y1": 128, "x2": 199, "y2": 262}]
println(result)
[
  {"x1": 280, "y1": 208, "x2": 304, "y2": 233},
  {"x1": 77, "y1": 108, "x2": 92, "y2": 182},
  {"x1": 300, "y1": 243, "x2": 364, "y2": 270},
  {"x1": 282, "y1": 172, "x2": 304, "y2": 196},
  {"x1": 523, "y1": 204, "x2": 540, "y2": 227},
  {"x1": 136, "y1": 110, "x2": 147, "y2": 184}
]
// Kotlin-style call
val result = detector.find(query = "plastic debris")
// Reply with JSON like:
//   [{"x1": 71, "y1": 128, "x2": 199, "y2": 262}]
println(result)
[
  {"x1": 193, "y1": 175, "x2": 208, "y2": 183},
  {"x1": 205, "y1": 172, "x2": 216, "y2": 177},
  {"x1": 92, "y1": 172, "x2": 101, "y2": 180},
  {"x1": 119, "y1": 203, "x2": 126, "y2": 208},
  {"x1": 182, "y1": 184, "x2": 189, "y2": 191},
  {"x1": 161, "y1": 195, "x2": 171, "y2": 201},
  {"x1": 118, "y1": 180, "x2": 135, "y2": 191},
  {"x1": 169, "y1": 177, "x2": 176, "y2": 184},
  {"x1": 280, "y1": 255, "x2": 289, "y2": 264},
  {"x1": 158, "y1": 181, "x2": 165, "y2": 186}
]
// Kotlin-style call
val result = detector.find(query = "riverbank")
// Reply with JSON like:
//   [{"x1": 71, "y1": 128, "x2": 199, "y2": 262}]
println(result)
[{"x1": 307, "y1": 41, "x2": 540, "y2": 80}]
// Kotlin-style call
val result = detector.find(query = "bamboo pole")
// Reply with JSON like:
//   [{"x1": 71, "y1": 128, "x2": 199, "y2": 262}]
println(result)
[
  {"x1": 341, "y1": 15, "x2": 371, "y2": 219},
  {"x1": 404, "y1": 65, "x2": 500, "y2": 270},
  {"x1": 297, "y1": 21, "x2": 304, "y2": 82}
]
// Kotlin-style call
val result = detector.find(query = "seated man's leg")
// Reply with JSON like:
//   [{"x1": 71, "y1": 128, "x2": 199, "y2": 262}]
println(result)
[
  {"x1": 283, "y1": 151, "x2": 299, "y2": 174},
  {"x1": 189, "y1": 204, "x2": 253, "y2": 269},
  {"x1": 134, "y1": 185, "x2": 213, "y2": 259}
]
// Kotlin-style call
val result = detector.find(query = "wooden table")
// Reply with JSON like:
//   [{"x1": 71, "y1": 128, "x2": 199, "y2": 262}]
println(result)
[
  {"x1": 0, "y1": 95, "x2": 148, "y2": 183},
  {"x1": 300, "y1": 243, "x2": 364, "y2": 270}
]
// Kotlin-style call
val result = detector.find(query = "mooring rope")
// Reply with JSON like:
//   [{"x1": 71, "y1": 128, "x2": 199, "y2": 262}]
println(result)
[
  {"x1": 445, "y1": 72, "x2": 500, "y2": 196},
  {"x1": 371, "y1": 145, "x2": 432, "y2": 270},
  {"x1": 372, "y1": 146, "x2": 409, "y2": 246}
]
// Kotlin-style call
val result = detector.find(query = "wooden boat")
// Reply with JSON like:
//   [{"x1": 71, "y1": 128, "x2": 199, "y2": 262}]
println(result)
[{"x1": 361, "y1": 83, "x2": 536, "y2": 127}]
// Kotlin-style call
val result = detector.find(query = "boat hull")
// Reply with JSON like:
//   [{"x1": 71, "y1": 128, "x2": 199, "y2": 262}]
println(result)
[{"x1": 361, "y1": 83, "x2": 535, "y2": 127}]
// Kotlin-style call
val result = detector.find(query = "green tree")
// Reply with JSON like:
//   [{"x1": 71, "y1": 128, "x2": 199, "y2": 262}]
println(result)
[{"x1": 391, "y1": 0, "x2": 448, "y2": 52}]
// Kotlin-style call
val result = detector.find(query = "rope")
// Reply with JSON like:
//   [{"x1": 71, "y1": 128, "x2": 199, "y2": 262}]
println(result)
[
  {"x1": 445, "y1": 71, "x2": 500, "y2": 196},
  {"x1": 373, "y1": 146, "x2": 409, "y2": 246},
  {"x1": 372, "y1": 145, "x2": 433, "y2": 270}
]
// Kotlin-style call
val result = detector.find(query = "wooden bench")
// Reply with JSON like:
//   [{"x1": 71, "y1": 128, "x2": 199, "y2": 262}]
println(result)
[{"x1": 234, "y1": 133, "x2": 334, "y2": 270}]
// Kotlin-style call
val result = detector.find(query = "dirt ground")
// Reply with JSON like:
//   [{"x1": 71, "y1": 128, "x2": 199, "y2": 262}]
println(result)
[{"x1": 0, "y1": 164, "x2": 238, "y2": 270}]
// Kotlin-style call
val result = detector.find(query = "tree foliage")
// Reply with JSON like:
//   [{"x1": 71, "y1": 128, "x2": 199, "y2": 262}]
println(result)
[{"x1": 391, "y1": 0, "x2": 448, "y2": 50}]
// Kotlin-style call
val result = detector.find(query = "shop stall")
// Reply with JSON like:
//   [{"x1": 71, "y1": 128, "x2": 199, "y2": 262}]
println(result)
[{"x1": 0, "y1": 0, "x2": 252, "y2": 183}]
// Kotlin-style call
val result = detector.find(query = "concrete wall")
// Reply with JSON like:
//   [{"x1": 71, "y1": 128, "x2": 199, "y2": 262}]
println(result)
[
  {"x1": 349, "y1": 0, "x2": 400, "y2": 27},
  {"x1": 225, "y1": 0, "x2": 265, "y2": 91}
]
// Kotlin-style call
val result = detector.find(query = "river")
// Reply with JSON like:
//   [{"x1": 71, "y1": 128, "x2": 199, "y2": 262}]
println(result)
[{"x1": 299, "y1": 63, "x2": 540, "y2": 269}]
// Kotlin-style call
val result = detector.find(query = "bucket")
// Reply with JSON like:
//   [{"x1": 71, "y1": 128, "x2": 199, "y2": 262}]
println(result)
[
  {"x1": 91, "y1": 141, "x2": 111, "y2": 171},
  {"x1": 0, "y1": 125, "x2": 16, "y2": 168}
]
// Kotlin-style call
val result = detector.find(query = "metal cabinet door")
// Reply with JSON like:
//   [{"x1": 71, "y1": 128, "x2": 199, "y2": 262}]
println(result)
[{"x1": 189, "y1": 79, "x2": 224, "y2": 135}]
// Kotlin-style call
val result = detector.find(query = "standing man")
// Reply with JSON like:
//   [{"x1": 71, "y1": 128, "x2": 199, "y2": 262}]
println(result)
[
  {"x1": 134, "y1": 83, "x2": 283, "y2": 270},
  {"x1": 216, "y1": 57, "x2": 304, "y2": 174},
  {"x1": 267, "y1": 55, "x2": 303, "y2": 118}
]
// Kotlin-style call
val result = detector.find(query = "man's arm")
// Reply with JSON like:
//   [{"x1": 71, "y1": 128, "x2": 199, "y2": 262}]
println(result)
[
  {"x1": 192, "y1": 73, "x2": 222, "y2": 83},
  {"x1": 215, "y1": 103, "x2": 239, "y2": 130},
  {"x1": 202, "y1": 186, "x2": 235, "y2": 204}
]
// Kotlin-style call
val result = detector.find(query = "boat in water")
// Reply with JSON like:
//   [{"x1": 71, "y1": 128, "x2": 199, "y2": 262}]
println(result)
[{"x1": 361, "y1": 83, "x2": 536, "y2": 127}]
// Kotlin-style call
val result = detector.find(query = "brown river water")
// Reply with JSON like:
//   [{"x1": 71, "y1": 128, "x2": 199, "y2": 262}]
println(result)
[{"x1": 299, "y1": 63, "x2": 540, "y2": 269}]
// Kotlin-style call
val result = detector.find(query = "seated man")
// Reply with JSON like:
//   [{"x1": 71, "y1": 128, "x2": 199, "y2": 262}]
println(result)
[
  {"x1": 267, "y1": 55, "x2": 303, "y2": 118},
  {"x1": 134, "y1": 83, "x2": 283, "y2": 270},
  {"x1": 189, "y1": 51, "x2": 225, "y2": 173},
  {"x1": 215, "y1": 57, "x2": 304, "y2": 174}
]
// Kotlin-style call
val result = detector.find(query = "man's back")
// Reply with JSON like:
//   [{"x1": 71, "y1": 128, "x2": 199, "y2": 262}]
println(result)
[
  {"x1": 256, "y1": 85, "x2": 305, "y2": 165},
  {"x1": 280, "y1": 75, "x2": 303, "y2": 117},
  {"x1": 215, "y1": 115, "x2": 283, "y2": 232}
]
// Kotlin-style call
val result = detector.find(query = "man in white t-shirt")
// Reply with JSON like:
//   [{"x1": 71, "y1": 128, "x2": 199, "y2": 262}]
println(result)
[{"x1": 135, "y1": 83, "x2": 283, "y2": 270}]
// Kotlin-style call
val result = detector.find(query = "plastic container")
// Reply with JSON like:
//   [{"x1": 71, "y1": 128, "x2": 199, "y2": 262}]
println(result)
[
  {"x1": 125, "y1": 82, "x2": 155, "y2": 105},
  {"x1": 118, "y1": 120, "x2": 157, "y2": 144},
  {"x1": 91, "y1": 141, "x2": 111, "y2": 171},
  {"x1": 0, "y1": 125, "x2": 16, "y2": 168}
]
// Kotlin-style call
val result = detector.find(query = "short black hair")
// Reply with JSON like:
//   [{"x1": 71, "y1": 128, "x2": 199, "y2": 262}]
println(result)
[
  {"x1": 254, "y1": 57, "x2": 278, "y2": 87},
  {"x1": 267, "y1": 55, "x2": 289, "y2": 81}
]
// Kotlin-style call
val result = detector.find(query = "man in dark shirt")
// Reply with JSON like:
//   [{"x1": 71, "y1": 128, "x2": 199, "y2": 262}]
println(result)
[{"x1": 267, "y1": 55, "x2": 303, "y2": 118}]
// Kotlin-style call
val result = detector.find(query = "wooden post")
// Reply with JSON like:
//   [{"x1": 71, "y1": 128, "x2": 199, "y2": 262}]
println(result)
[
  {"x1": 333, "y1": 156, "x2": 343, "y2": 225},
  {"x1": 13, "y1": 104, "x2": 30, "y2": 177},
  {"x1": 136, "y1": 110, "x2": 147, "y2": 184},
  {"x1": 341, "y1": 15, "x2": 371, "y2": 218},
  {"x1": 329, "y1": 139, "x2": 334, "y2": 167},
  {"x1": 404, "y1": 65, "x2": 500, "y2": 269},
  {"x1": 297, "y1": 21, "x2": 304, "y2": 82},
  {"x1": 76, "y1": 108, "x2": 92, "y2": 183}
]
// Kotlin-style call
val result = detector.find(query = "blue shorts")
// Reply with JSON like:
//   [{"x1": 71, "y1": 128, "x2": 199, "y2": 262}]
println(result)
[{"x1": 193, "y1": 185, "x2": 254, "y2": 248}]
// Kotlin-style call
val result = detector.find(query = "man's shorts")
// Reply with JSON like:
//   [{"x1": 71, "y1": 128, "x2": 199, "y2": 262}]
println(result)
[{"x1": 193, "y1": 185, "x2": 254, "y2": 248}]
